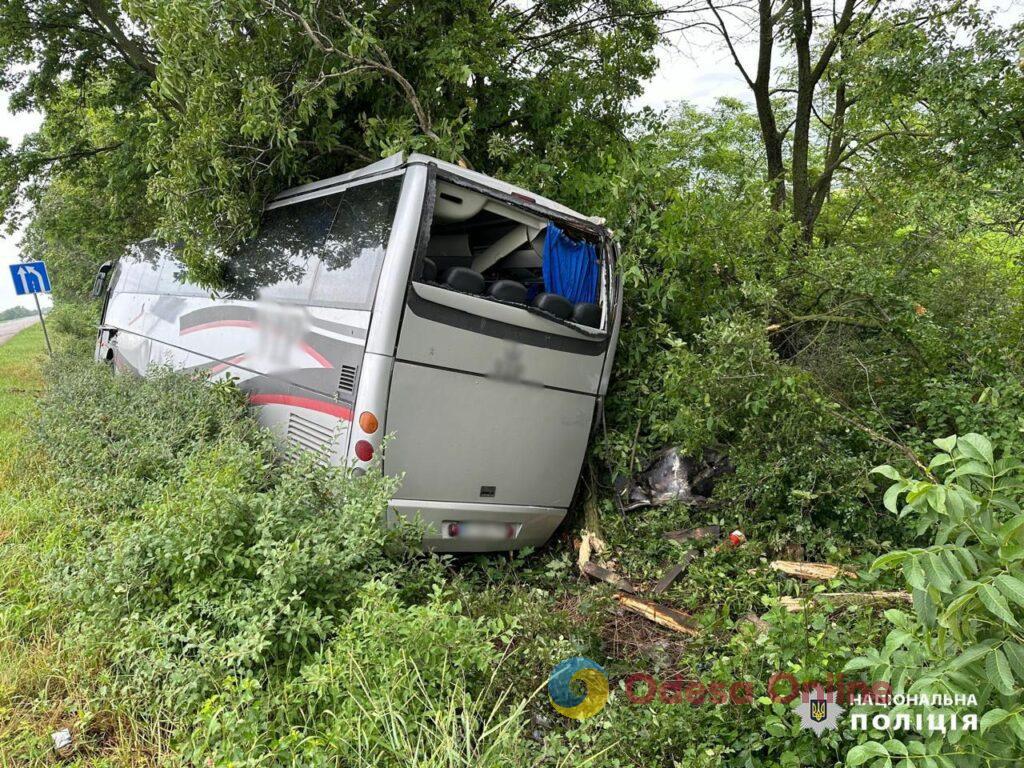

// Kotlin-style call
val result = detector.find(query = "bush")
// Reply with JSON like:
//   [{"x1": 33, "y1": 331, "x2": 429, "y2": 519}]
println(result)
[
  {"x1": 848, "y1": 434, "x2": 1024, "y2": 766},
  {"x1": 187, "y1": 581, "x2": 539, "y2": 767},
  {"x1": 29, "y1": 358, "x2": 458, "y2": 753}
]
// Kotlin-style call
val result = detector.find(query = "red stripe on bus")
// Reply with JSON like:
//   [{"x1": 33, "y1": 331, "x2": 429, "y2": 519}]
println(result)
[
  {"x1": 180, "y1": 319, "x2": 257, "y2": 335},
  {"x1": 248, "y1": 393, "x2": 353, "y2": 421},
  {"x1": 300, "y1": 342, "x2": 334, "y2": 369}
]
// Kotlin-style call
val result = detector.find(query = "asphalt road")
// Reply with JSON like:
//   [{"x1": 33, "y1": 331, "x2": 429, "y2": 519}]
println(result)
[{"x1": 0, "y1": 316, "x2": 40, "y2": 346}]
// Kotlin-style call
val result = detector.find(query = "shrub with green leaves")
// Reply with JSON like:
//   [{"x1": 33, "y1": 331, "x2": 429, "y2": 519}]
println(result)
[
  {"x1": 187, "y1": 580, "x2": 540, "y2": 767},
  {"x1": 845, "y1": 433, "x2": 1024, "y2": 767},
  {"x1": 30, "y1": 359, "x2": 450, "y2": 745}
]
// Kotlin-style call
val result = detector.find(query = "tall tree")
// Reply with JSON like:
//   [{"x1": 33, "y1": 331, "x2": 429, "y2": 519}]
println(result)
[{"x1": 1, "y1": 0, "x2": 662, "y2": 290}]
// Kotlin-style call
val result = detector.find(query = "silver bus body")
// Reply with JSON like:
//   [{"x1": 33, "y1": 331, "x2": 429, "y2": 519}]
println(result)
[{"x1": 95, "y1": 153, "x2": 622, "y2": 551}]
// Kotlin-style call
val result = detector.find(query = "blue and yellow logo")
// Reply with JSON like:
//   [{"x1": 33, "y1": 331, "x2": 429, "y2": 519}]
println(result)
[{"x1": 547, "y1": 657, "x2": 609, "y2": 719}]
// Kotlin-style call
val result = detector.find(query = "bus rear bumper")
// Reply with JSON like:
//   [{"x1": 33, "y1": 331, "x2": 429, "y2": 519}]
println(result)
[{"x1": 387, "y1": 499, "x2": 565, "y2": 552}]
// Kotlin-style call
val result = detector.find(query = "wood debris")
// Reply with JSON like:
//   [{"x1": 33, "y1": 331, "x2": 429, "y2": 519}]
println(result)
[
  {"x1": 577, "y1": 531, "x2": 607, "y2": 573},
  {"x1": 581, "y1": 561, "x2": 637, "y2": 593},
  {"x1": 770, "y1": 561, "x2": 858, "y2": 581},
  {"x1": 613, "y1": 593, "x2": 700, "y2": 636},
  {"x1": 779, "y1": 591, "x2": 913, "y2": 612},
  {"x1": 663, "y1": 524, "x2": 721, "y2": 544},
  {"x1": 739, "y1": 612, "x2": 770, "y2": 633},
  {"x1": 651, "y1": 550, "x2": 697, "y2": 595}
]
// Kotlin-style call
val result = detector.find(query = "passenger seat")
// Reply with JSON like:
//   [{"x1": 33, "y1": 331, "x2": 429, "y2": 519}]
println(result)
[
  {"x1": 488, "y1": 279, "x2": 528, "y2": 304},
  {"x1": 532, "y1": 292, "x2": 573, "y2": 320},
  {"x1": 572, "y1": 302, "x2": 601, "y2": 328},
  {"x1": 441, "y1": 266, "x2": 485, "y2": 295}
]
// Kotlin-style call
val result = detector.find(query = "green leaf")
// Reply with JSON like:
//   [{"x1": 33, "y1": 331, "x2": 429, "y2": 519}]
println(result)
[
  {"x1": 979, "y1": 583, "x2": 1020, "y2": 627},
  {"x1": 883, "y1": 739, "x2": 908, "y2": 756},
  {"x1": 998, "y1": 514, "x2": 1024, "y2": 543},
  {"x1": 922, "y1": 552, "x2": 952, "y2": 593},
  {"x1": 946, "y1": 640, "x2": 996, "y2": 671},
  {"x1": 958, "y1": 433, "x2": 994, "y2": 465},
  {"x1": 872, "y1": 551, "x2": 910, "y2": 571},
  {"x1": 844, "y1": 656, "x2": 876, "y2": 672},
  {"x1": 986, "y1": 648, "x2": 1015, "y2": 695},
  {"x1": 995, "y1": 574, "x2": 1024, "y2": 609},
  {"x1": 903, "y1": 557, "x2": 927, "y2": 591},
  {"x1": 934, "y1": 435, "x2": 957, "y2": 453},
  {"x1": 872, "y1": 464, "x2": 901, "y2": 480},
  {"x1": 883, "y1": 483, "x2": 903, "y2": 513},
  {"x1": 1003, "y1": 641, "x2": 1024, "y2": 678},
  {"x1": 846, "y1": 742, "x2": 889, "y2": 766},
  {"x1": 980, "y1": 707, "x2": 1012, "y2": 733}
]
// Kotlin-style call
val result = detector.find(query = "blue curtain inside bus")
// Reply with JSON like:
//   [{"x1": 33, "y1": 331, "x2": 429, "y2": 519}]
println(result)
[{"x1": 542, "y1": 223, "x2": 598, "y2": 305}]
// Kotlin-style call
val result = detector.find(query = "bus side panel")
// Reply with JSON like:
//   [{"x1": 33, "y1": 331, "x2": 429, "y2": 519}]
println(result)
[{"x1": 101, "y1": 290, "x2": 368, "y2": 460}]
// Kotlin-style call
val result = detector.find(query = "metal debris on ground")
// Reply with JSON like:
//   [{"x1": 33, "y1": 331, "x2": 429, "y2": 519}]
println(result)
[
  {"x1": 51, "y1": 728, "x2": 73, "y2": 756},
  {"x1": 618, "y1": 448, "x2": 733, "y2": 512},
  {"x1": 663, "y1": 524, "x2": 721, "y2": 543},
  {"x1": 581, "y1": 561, "x2": 637, "y2": 593}
]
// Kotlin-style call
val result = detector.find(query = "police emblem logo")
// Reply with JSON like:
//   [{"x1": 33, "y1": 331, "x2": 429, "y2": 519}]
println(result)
[
  {"x1": 810, "y1": 700, "x2": 827, "y2": 723},
  {"x1": 794, "y1": 686, "x2": 845, "y2": 736}
]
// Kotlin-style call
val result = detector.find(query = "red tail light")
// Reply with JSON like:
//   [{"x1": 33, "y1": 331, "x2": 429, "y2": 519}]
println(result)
[{"x1": 354, "y1": 440, "x2": 373, "y2": 462}]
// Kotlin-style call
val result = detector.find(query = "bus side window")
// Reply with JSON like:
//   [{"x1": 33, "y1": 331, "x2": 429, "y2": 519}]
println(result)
[
  {"x1": 310, "y1": 176, "x2": 402, "y2": 309},
  {"x1": 120, "y1": 242, "x2": 163, "y2": 294},
  {"x1": 227, "y1": 195, "x2": 336, "y2": 303}
]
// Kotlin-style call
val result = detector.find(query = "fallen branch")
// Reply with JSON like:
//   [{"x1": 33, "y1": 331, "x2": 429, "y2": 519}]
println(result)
[
  {"x1": 582, "y1": 562, "x2": 637, "y2": 593},
  {"x1": 779, "y1": 591, "x2": 912, "y2": 612},
  {"x1": 651, "y1": 550, "x2": 697, "y2": 595},
  {"x1": 664, "y1": 525, "x2": 721, "y2": 544},
  {"x1": 613, "y1": 594, "x2": 700, "y2": 636},
  {"x1": 770, "y1": 561, "x2": 858, "y2": 580}
]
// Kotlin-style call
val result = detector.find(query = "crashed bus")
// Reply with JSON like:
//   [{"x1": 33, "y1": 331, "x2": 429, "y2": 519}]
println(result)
[{"x1": 93, "y1": 153, "x2": 622, "y2": 551}]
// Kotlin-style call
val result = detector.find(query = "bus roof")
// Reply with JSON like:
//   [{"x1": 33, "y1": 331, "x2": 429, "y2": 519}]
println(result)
[{"x1": 269, "y1": 152, "x2": 607, "y2": 229}]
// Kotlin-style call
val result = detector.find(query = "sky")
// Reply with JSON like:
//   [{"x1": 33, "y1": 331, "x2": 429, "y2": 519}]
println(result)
[{"x1": 0, "y1": 1, "x2": 1020, "y2": 312}]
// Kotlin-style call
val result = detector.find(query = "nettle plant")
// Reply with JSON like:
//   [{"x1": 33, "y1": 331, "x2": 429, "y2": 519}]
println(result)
[{"x1": 845, "y1": 434, "x2": 1024, "y2": 767}]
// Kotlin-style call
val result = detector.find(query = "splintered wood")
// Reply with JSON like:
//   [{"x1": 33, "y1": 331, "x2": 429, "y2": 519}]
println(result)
[
  {"x1": 770, "y1": 561, "x2": 858, "y2": 580},
  {"x1": 779, "y1": 591, "x2": 913, "y2": 612},
  {"x1": 613, "y1": 594, "x2": 700, "y2": 636},
  {"x1": 581, "y1": 561, "x2": 637, "y2": 593}
]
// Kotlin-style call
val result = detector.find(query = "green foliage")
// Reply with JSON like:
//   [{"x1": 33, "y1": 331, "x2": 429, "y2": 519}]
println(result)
[
  {"x1": 0, "y1": 306, "x2": 35, "y2": 322},
  {"x1": 187, "y1": 581, "x2": 540, "y2": 767},
  {"x1": 846, "y1": 434, "x2": 1024, "y2": 765},
  {"x1": 2, "y1": 0, "x2": 659, "y2": 287}
]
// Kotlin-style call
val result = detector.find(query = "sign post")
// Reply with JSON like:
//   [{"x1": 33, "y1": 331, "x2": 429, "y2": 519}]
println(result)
[{"x1": 8, "y1": 260, "x2": 53, "y2": 355}]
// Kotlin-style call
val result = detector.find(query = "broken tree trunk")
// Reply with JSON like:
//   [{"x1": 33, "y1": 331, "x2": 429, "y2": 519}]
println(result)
[
  {"x1": 613, "y1": 594, "x2": 700, "y2": 636},
  {"x1": 780, "y1": 591, "x2": 913, "y2": 612},
  {"x1": 770, "y1": 561, "x2": 858, "y2": 580}
]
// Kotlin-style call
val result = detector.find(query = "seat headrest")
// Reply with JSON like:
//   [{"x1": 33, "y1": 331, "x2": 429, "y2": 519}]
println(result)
[
  {"x1": 419, "y1": 257, "x2": 437, "y2": 282},
  {"x1": 572, "y1": 302, "x2": 601, "y2": 328},
  {"x1": 532, "y1": 292, "x2": 573, "y2": 320},
  {"x1": 441, "y1": 266, "x2": 485, "y2": 295},
  {"x1": 488, "y1": 279, "x2": 528, "y2": 305}
]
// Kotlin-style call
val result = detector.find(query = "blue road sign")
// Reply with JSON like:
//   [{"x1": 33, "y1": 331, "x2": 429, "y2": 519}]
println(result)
[{"x1": 9, "y1": 261, "x2": 51, "y2": 296}]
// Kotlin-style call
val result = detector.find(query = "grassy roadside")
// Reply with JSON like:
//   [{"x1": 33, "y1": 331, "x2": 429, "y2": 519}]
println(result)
[{"x1": 0, "y1": 328, "x2": 161, "y2": 767}]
